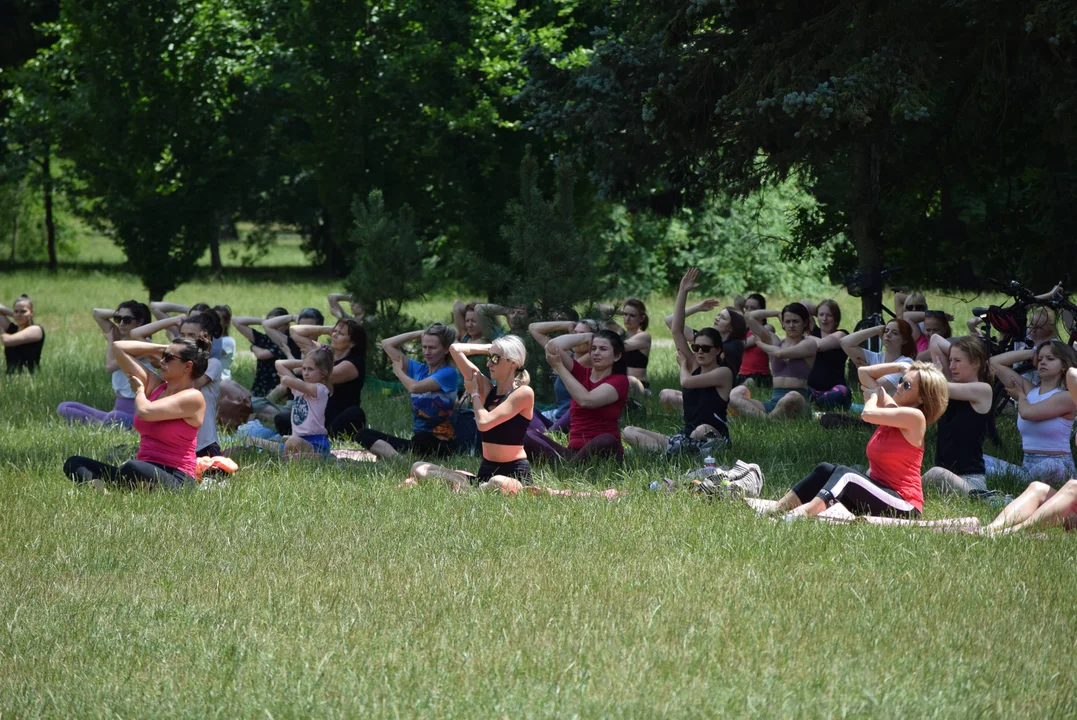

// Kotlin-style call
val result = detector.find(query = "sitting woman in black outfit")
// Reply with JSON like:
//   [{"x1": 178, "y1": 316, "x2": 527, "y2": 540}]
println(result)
[
  {"x1": 627, "y1": 268, "x2": 732, "y2": 454},
  {"x1": 1, "y1": 295, "x2": 45, "y2": 374},
  {"x1": 278, "y1": 317, "x2": 367, "y2": 438},
  {"x1": 802, "y1": 299, "x2": 851, "y2": 410},
  {"x1": 606, "y1": 298, "x2": 651, "y2": 395},
  {"x1": 411, "y1": 335, "x2": 535, "y2": 492},
  {"x1": 662, "y1": 300, "x2": 746, "y2": 412}
]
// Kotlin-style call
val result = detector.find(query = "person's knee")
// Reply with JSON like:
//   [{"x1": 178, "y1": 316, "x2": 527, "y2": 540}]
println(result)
[
  {"x1": 659, "y1": 389, "x2": 679, "y2": 405},
  {"x1": 62, "y1": 456, "x2": 82, "y2": 477},
  {"x1": 1028, "y1": 481, "x2": 1054, "y2": 501},
  {"x1": 731, "y1": 386, "x2": 750, "y2": 401},
  {"x1": 411, "y1": 461, "x2": 433, "y2": 479},
  {"x1": 690, "y1": 424, "x2": 716, "y2": 440},
  {"x1": 623, "y1": 426, "x2": 640, "y2": 443},
  {"x1": 776, "y1": 392, "x2": 807, "y2": 415}
]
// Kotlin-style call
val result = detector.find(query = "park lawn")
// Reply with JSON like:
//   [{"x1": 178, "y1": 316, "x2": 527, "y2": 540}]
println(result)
[{"x1": 1, "y1": 267, "x2": 1076, "y2": 716}]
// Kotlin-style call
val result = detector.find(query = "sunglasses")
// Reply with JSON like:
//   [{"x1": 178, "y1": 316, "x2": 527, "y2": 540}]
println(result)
[
  {"x1": 487, "y1": 353, "x2": 502, "y2": 366},
  {"x1": 905, "y1": 304, "x2": 927, "y2": 312},
  {"x1": 896, "y1": 375, "x2": 912, "y2": 391},
  {"x1": 116, "y1": 315, "x2": 138, "y2": 325},
  {"x1": 161, "y1": 351, "x2": 178, "y2": 364},
  {"x1": 690, "y1": 344, "x2": 717, "y2": 353}
]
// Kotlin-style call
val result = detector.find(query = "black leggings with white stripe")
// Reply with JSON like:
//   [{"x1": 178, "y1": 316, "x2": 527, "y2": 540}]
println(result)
[{"x1": 791, "y1": 462, "x2": 919, "y2": 518}]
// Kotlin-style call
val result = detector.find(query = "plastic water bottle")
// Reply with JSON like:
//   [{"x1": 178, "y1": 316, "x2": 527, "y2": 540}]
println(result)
[{"x1": 703, "y1": 456, "x2": 717, "y2": 469}]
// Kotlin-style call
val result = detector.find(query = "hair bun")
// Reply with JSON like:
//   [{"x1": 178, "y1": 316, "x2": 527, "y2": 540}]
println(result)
[{"x1": 195, "y1": 336, "x2": 212, "y2": 352}]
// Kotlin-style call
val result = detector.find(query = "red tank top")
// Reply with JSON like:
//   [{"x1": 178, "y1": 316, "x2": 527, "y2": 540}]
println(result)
[
  {"x1": 134, "y1": 383, "x2": 199, "y2": 477},
  {"x1": 739, "y1": 331, "x2": 771, "y2": 376},
  {"x1": 866, "y1": 425, "x2": 925, "y2": 512}
]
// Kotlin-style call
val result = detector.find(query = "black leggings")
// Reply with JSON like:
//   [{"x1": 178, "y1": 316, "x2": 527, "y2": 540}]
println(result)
[
  {"x1": 476, "y1": 458, "x2": 532, "y2": 485},
  {"x1": 64, "y1": 455, "x2": 194, "y2": 490},
  {"x1": 275, "y1": 406, "x2": 367, "y2": 440},
  {"x1": 791, "y1": 462, "x2": 918, "y2": 518},
  {"x1": 356, "y1": 428, "x2": 454, "y2": 458}
]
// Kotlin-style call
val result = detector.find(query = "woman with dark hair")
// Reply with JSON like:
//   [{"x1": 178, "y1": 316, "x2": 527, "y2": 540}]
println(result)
[
  {"x1": 528, "y1": 316, "x2": 599, "y2": 427},
  {"x1": 233, "y1": 307, "x2": 302, "y2": 398},
  {"x1": 762, "y1": 361, "x2": 949, "y2": 519},
  {"x1": 921, "y1": 335, "x2": 994, "y2": 495},
  {"x1": 626, "y1": 268, "x2": 732, "y2": 454},
  {"x1": 63, "y1": 336, "x2": 208, "y2": 489},
  {"x1": 736, "y1": 293, "x2": 773, "y2": 386},
  {"x1": 1, "y1": 294, "x2": 45, "y2": 374},
  {"x1": 133, "y1": 310, "x2": 224, "y2": 457},
  {"x1": 57, "y1": 300, "x2": 153, "y2": 428},
  {"x1": 284, "y1": 316, "x2": 368, "y2": 439},
  {"x1": 984, "y1": 340, "x2": 1077, "y2": 485},
  {"x1": 801, "y1": 299, "x2": 851, "y2": 410},
  {"x1": 607, "y1": 298, "x2": 652, "y2": 394},
  {"x1": 729, "y1": 303, "x2": 817, "y2": 419},
  {"x1": 840, "y1": 319, "x2": 918, "y2": 394},
  {"x1": 524, "y1": 328, "x2": 630, "y2": 464},
  {"x1": 148, "y1": 301, "x2": 225, "y2": 358},
  {"x1": 357, "y1": 322, "x2": 458, "y2": 459},
  {"x1": 662, "y1": 297, "x2": 746, "y2": 411}
]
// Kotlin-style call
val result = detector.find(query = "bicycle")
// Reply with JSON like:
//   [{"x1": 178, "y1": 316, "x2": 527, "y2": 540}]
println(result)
[{"x1": 845, "y1": 266, "x2": 903, "y2": 355}]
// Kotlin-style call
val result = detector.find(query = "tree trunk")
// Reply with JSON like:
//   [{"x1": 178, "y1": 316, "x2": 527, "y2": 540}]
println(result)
[
  {"x1": 10, "y1": 203, "x2": 17, "y2": 261},
  {"x1": 852, "y1": 138, "x2": 881, "y2": 319},
  {"x1": 43, "y1": 153, "x2": 57, "y2": 270},
  {"x1": 209, "y1": 231, "x2": 222, "y2": 271}
]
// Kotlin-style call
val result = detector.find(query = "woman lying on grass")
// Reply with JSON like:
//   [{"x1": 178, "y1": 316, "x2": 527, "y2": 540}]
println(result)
[
  {"x1": 57, "y1": 300, "x2": 152, "y2": 428},
  {"x1": 411, "y1": 335, "x2": 534, "y2": 492},
  {"x1": 241, "y1": 346, "x2": 335, "y2": 459},
  {"x1": 978, "y1": 366, "x2": 1077, "y2": 535},
  {"x1": 63, "y1": 336, "x2": 207, "y2": 490},
  {"x1": 761, "y1": 361, "x2": 948, "y2": 519},
  {"x1": 625, "y1": 268, "x2": 731, "y2": 455}
]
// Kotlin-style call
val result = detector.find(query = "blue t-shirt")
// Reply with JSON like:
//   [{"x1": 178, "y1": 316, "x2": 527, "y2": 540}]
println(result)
[{"x1": 408, "y1": 359, "x2": 459, "y2": 440}]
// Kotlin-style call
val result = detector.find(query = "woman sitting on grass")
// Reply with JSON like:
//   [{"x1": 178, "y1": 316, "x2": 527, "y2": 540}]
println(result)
[
  {"x1": 283, "y1": 316, "x2": 367, "y2": 439},
  {"x1": 736, "y1": 293, "x2": 772, "y2": 386},
  {"x1": 63, "y1": 336, "x2": 207, "y2": 489},
  {"x1": 233, "y1": 307, "x2": 301, "y2": 400},
  {"x1": 803, "y1": 299, "x2": 851, "y2": 410},
  {"x1": 728, "y1": 303, "x2": 817, "y2": 419},
  {"x1": 57, "y1": 300, "x2": 153, "y2": 428},
  {"x1": 625, "y1": 268, "x2": 731, "y2": 454},
  {"x1": 980, "y1": 367, "x2": 1077, "y2": 534},
  {"x1": 840, "y1": 319, "x2": 918, "y2": 394},
  {"x1": 921, "y1": 335, "x2": 994, "y2": 495},
  {"x1": 524, "y1": 329, "x2": 629, "y2": 464},
  {"x1": 605, "y1": 298, "x2": 652, "y2": 395},
  {"x1": 762, "y1": 361, "x2": 948, "y2": 519},
  {"x1": 411, "y1": 335, "x2": 535, "y2": 492},
  {"x1": 357, "y1": 323, "x2": 459, "y2": 459},
  {"x1": 1, "y1": 294, "x2": 45, "y2": 374},
  {"x1": 528, "y1": 316, "x2": 599, "y2": 428},
  {"x1": 983, "y1": 340, "x2": 1077, "y2": 485},
  {"x1": 242, "y1": 346, "x2": 335, "y2": 459},
  {"x1": 662, "y1": 301, "x2": 746, "y2": 411}
]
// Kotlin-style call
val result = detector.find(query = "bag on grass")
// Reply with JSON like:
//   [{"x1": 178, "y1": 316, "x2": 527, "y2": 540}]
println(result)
[{"x1": 691, "y1": 460, "x2": 764, "y2": 499}]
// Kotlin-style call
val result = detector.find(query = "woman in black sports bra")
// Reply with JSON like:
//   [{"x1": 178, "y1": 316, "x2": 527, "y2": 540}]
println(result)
[
  {"x1": 411, "y1": 335, "x2": 535, "y2": 493},
  {"x1": 608, "y1": 298, "x2": 651, "y2": 394}
]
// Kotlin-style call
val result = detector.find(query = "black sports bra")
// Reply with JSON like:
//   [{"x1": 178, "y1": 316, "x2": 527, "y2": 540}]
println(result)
[
  {"x1": 478, "y1": 387, "x2": 530, "y2": 446},
  {"x1": 623, "y1": 348, "x2": 649, "y2": 369}
]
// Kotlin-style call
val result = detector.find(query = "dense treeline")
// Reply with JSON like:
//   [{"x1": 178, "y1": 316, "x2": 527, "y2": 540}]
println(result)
[{"x1": 0, "y1": 0, "x2": 1074, "y2": 311}]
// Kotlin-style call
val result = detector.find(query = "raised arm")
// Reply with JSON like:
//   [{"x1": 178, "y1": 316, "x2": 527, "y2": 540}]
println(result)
[
  {"x1": 328, "y1": 293, "x2": 357, "y2": 320},
  {"x1": 131, "y1": 380, "x2": 204, "y2": 425},
  {"x1": 130, "y1": 315, "x2": 183, "y2": 341},
  {"x1": 112, "y1": 340, "x2": 165, "y2": 395},
  {"x1": 841, "y1": 325, "x2": 884, "y2": 366},
  {"x1": 746, "y1": 310, "x2": 780, "y2": 345},
  {"x1": 679, "y1": 356, "x2": 733, "y2": 392},
  {"x1": 861, "y1": 385, "x2": 926, "y2": 442},
  {"x1": 275, "y1": 359, "x2": 320, "y2": 399},
  {"x1": 758, "y1": 337, "x2": 817, "y2": 361},
  {"x1": 231, "y1": 315, "x2": 263, "y2": 344},
  {"x1": 548, "y1": 332, "x2": 592, "y2": 368},
  {"x1": 814, "y1": 329, "x2": 848, "y2": 352},
  {"x1": 544, "y1": 343, "x2": 619, "y2": 409},
  {"x1": 149, "y1": 302, "x2": 187, "y2": 339},
  {"x1": 989, "y1": 348, "x2": 1035, "y2": 395},
  {"x1": 290, "y1": 323, "x2": 334, "y2": 355},
  {"x1": 380, "y1": 329, "x2": 424, "y2": 364},
  {"x1": 1, "y1": 324, "x2": 44, "y2": 348},
  {"x1": 528, "y1": 320, "x2": 575, "y2": 348},
  {"x1": 671, "y1": 268, "x2": 701, "y2": 370},
  {"x1": 463, "y1": 372, "x2": 533, "y2": 430},
  {"x1": 92, "y1": 308, "x2": 121, "y2": 338},
  {"x1": 858, "y1": 362, "x2": 911, "y2": 391},
  {"x1": 262, "y1": 313, "x2": 297, "y2": 356},
  {"x1": 449, "y1": 342, "x2": 494, "y2": 398}
]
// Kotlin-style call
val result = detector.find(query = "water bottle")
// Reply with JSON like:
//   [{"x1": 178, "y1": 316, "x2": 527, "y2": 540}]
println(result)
[{"x1": 703, "y1": 456, "x2": 717, "y2": 469}]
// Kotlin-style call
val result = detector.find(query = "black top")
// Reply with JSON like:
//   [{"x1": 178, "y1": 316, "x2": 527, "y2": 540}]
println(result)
[
  {"x1": 935, "y1": 398, "x2": 988, "y2": 476},
  {"x1": 5, "y1": 322, "x2": 44, "y2": 374},
  {"x1": 721, "y1": 339, "x2": 744, "y2": 378},
  {"x1": 683, "y1": 367, "x2": 729, "y2": 439},
  {"x1": 808, "y1": 329, "x2": 848, "y2": 392},
  {"x1": 325, "y1": 343, "x2": 366, "y2": 424},
  {"x1": 478, "y1": 386, "x2": 530, "y2": 446},
  {"x1": 250, "y1": 329, "x2": 303, "y2": 397},
  {"x1": 623, "y1": 348, "x2": 649, "y2": 369}
]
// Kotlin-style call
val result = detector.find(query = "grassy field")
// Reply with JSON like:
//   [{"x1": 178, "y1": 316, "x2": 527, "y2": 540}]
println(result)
[{"x1": 1, "y1": 260, "x2": 1076, "y2": 717}]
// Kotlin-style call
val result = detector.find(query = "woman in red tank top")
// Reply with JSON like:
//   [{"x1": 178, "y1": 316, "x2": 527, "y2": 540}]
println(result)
[
  {"x1": 762, "y1": 361, "x2": 949, "y2": 519},
  {"x1": 63, "y1": 337, "x2": 208, "y2": 490}
]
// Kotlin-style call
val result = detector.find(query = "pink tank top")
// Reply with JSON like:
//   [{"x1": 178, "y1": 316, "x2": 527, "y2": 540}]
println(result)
[
  {"x1": 866, "y1": 425, "x2": 925, "y2": 512},
  {"x1": 134, "y1": 383, "x2": 199, "y2": 477}
]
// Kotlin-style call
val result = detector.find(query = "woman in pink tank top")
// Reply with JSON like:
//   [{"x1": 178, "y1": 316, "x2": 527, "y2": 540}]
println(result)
[
  {"x1": 63, "y1": 336, "x2": 208, "y2": 490},
  {"x1": 760, "y1": 361, "x2": 949, "y2": 520}
]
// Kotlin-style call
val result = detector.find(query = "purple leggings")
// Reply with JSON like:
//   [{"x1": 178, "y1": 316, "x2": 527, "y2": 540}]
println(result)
[
  {"x1": 57, "y1": 396, "x2": 136, "y2": 429},
  {"x1": 528, "y1": 408, "x2": 571, "y2": 434},
  {"x1": 523, "y1": 428, "x2": 623, "y2": 465}
]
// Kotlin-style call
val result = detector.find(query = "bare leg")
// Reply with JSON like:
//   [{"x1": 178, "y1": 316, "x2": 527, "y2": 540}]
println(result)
[
  {"x1": 985, "y1": 481, "x2": 1056, "y2": 532},
  {"x1": 768, "y1": 490, "x2": 805, "y2": 514},
  {"x1": 282, "y1": 434, "x2": 316, "y2": 459},
  {"x1": 623, "y1": 426, "x2": 669, "y2": 452},
  {"x1": 689, "y1": 424, "x2": 718, "y2": 440},
  {"x1": 627, "y1": 376, "x2": 650, "y2": 396},
  {"x1": 483, "y1": 474, "x2": 525, "y2": 494},
  {"x1": 369, "y1": 439, "x2": 400, "y2": 460},
  {"x1": 660, "y1": 389, "x2": 683, "y2": 412},
  {"x1": 922, "y1": 466, "x2": 975, "y2": 495},
  {"x1": 730, "y1": 386, "x2": 766, "y2": 419},
  {"x1": 770, "y1": 391, "x2": 808, "y2": 419},
  {"x1": 411, "y1": 461, "x2": 469, "y2": 490},
  {"x1": 996, "y1": 479, "x2": 1077, "y2": 534},
  {"x1": 786, "y1": 496, "x2": 826, "y2": 518}
]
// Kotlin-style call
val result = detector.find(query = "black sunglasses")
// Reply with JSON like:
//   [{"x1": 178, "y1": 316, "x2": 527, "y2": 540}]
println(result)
[
  {"x1": 116, "y1": 315, "x2": 138, "y2": 325},
  {"x1": 896, "y1": 375, "x2": 912, "y2": 391},
  {"x1": 690, "y1": 344, "x2": 717, "y2": 353},
  {"x1": 487, "y1": 353, "x2": 502, "y2": 366},
  {"x1": 161, "y1": 351, "x2": 178, "y2": 364},
  {"x1": 905, "y1": 304, "x2": 927, "y2": 312}
]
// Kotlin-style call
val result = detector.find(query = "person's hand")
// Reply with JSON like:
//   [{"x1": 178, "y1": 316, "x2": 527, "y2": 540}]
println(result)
[
  {"x1": 463, "y1": 368, "x2": 480, "y2": 396},
  {"x1": 127, "y1": 374, "x2": 145, "y2": 396},
  {"x1": 1050, "y1": 283, "x2": 1064, "y2": 299},
  {"x1": 1006, "y1": 378, "x2": 1026, "y2": 401},
  {"x1": 700, "y1": 298, "x2": 720, "y2": 312},
  {"x1": 679, "y1": 267, "x2": 701, "y2": 295},
  {"x1": 894, "y1": 361, "x2": 912, "y2": 375},
  {"x1": 393, "y1": 353, "x2": 409, "y2": 376},
  {"x1": 545, "y1": 341, "x2": 564, "y2": 369}
]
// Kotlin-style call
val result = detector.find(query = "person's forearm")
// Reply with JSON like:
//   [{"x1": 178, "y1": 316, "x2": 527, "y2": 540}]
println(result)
[
  {"x1": 383, "y1": 329, "x2": 424, "y2": 347},
  {"x1": 842, "y1": 326, "x2": 882, "y2": 347},
  {"x1": 991, "y1": 349, "x2": 1033, "y2": 368},
  {"x1": 291, "y1": 324, "x2": 334, "y2": 338},
  {"x1": 393, "y1": 365, "x2": 418, "y2": 392},
  {"x1": 152, "y1": 301, "x2": 189, "y2": 315},
  {"x1": 673, "y1": 289, "x2": 689, "y2": 335},
  {"x1": 113, "y1": 340, "x2": 165, "y2": 356},
  {"x1": 550, "y1": 332, "x2": 592, "y2": 350}
]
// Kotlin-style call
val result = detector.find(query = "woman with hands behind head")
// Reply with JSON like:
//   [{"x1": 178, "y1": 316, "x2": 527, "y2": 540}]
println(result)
[
  {"x1": 63, "y1": 335, "x2": 207, "y2": 490},
  {"x1": 1, "y1": 294, "x2": 44, "y2": 374},
  {"x1": 729, "y1": 302, "x2": 816, "y2": 419},
  {"x1": 411, "y1": 335, "x2": 535, "y2": 492},
  {"x1": 625, "y1": 268, "x2": 732, "y2": 455}
]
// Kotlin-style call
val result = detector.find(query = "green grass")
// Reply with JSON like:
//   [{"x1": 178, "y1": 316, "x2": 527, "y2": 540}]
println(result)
[{"x1": 1, "y1": 261, "x2": 1076, "y2": 717}]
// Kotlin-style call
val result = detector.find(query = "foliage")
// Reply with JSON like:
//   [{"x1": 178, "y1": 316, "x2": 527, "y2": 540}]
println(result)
[{"x1": 343, "y1": 189, "x2": 424, "y2": 378}]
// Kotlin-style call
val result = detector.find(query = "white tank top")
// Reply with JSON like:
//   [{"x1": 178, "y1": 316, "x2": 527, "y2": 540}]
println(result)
[{"x1": 1017, "y1": 387, "x2": 1074, "y2": 453}]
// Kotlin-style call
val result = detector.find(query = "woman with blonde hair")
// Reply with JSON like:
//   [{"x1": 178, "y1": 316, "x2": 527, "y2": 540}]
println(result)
[
  {"x1": 411, "y1": 334, "x2": 535, "y2": 492},
  {"x1": 762, "y1": 361, "x2": 948, "y2": 519}
]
